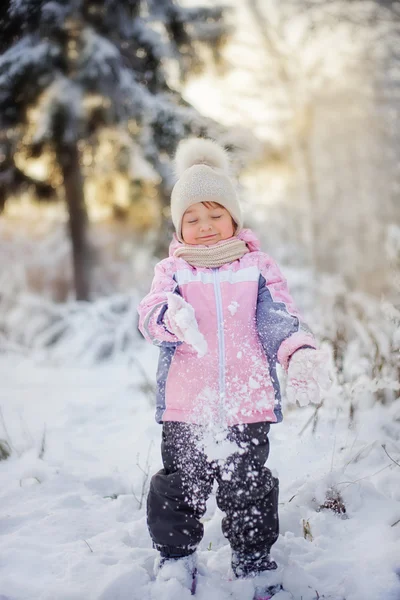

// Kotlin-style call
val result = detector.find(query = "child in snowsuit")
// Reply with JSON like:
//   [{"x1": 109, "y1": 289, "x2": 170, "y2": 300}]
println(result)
[{"x1": 137, "y1": 138, "x2": 326, "y2": 588}]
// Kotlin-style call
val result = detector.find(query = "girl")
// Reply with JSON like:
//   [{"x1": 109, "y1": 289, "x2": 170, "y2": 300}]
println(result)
[{"x1": 137, "y1": 138, "x2": 327, "y2": 598}]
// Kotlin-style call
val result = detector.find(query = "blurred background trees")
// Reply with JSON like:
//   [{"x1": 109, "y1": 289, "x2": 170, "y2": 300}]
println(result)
[{"x1": 0, "y1": 0, "x2": 231, "y2": 299}]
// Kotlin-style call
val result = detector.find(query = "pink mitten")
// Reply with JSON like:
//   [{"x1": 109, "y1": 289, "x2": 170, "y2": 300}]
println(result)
[
  {"x1": 164, "y1": 292, "x2": 207, "y2": 357},
  {"x1": 286, "y1": 348, "x2": 332, "y2": 407}
]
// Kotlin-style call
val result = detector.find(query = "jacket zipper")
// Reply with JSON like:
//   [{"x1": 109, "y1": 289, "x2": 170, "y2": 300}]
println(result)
[{"x1": 213, "y1": 268, "x2": 225, "y2": 424}]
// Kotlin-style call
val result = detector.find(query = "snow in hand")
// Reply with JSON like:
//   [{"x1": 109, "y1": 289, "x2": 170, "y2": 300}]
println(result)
[
  {"x1": 165, "y1": 292, "x2": 208, "y2": 357},
  {"x1": 0, "y1": 350, "x2": 399, "y2": 600}
]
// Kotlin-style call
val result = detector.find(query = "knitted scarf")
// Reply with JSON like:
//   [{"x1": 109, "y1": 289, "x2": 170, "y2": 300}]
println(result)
[{"x1": 173, "y1": 237, "x2": 249, "y2": 267}]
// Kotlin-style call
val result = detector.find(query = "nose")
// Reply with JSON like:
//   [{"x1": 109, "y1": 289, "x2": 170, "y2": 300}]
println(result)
[{"x1": 199, "y1": 222, "x2": 212, "y2": 231}]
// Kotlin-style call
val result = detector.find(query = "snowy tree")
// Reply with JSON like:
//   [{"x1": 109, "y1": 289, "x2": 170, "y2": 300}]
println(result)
[{"x1": 0, "y1": 0, "x2": 230, "y2": 300}]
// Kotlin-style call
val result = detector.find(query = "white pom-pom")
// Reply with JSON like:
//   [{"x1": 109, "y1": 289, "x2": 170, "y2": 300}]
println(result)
[{"x1": 174, "y1": 138, "x2": 230, "y2": 177}]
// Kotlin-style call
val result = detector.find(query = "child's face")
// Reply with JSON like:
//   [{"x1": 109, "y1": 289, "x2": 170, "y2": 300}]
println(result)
[{"x1": 181, "y1": 201, "x2": 235, "y2": 246}]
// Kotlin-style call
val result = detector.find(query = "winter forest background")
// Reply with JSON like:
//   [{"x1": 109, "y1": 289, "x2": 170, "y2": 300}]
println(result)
[{"x1": 0, "y1": 1, "x2": 399, "y2": 600}]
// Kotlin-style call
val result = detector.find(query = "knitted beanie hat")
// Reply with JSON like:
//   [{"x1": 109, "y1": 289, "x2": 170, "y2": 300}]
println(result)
[{"x1": 170, "y1": 138, "x2": 243, "y2": 242}]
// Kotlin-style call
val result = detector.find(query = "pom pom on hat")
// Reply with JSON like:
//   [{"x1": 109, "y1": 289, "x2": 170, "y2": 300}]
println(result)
[
  {"x1": 170, "y1": 137, "x2": 243, "y2": 242},
  {"x1": 174, "y1": 137, "x2": 230, "y2": 177}
]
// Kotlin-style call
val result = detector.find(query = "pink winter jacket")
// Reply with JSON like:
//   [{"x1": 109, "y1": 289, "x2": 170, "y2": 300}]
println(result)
[{"x1": 137, "y1": 229, "x2": 317, "y2": 426}]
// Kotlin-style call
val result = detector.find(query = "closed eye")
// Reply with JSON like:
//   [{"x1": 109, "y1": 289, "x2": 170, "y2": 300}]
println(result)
[
  {"x1": 212, "y1": 215, "x2": 222, "y2": 219},
  {"x1": 187, "y1": 220, "x2": 198, "y2": 224}
]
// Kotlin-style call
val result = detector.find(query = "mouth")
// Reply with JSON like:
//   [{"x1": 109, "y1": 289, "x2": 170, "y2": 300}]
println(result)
[{"x1": 199, "y1": 234, "x2": 217, "y2": 240}]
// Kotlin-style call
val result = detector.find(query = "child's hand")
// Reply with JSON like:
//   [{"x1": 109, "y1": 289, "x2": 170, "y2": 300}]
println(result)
[
  {"x1": 286, "y1": 348, "x2": 332, "y2": 407},
  {"x1": 165, "y1": 293, "x2": 208, "y2": 357}
]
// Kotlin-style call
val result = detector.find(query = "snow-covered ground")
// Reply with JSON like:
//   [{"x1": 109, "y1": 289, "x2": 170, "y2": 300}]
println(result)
[{"x1": 0, "y1": 350, "x2": 399, "y2": 600}]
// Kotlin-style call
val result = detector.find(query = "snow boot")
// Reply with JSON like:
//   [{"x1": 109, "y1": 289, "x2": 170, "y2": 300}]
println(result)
[
  {"x1": 231, "y1": 549, "x2": 278, "y2": 579},
  {"x1": 253, "y1": 583, "x2": 286, "y2": 599},
  {"x1": 154, "y1": 552, "x2": 198, "y2": 595}
]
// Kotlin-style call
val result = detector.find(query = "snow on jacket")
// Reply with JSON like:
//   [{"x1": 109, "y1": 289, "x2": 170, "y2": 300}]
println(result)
[{"x1": 137, "y1": 229, "x2": 317, "y2": 426}]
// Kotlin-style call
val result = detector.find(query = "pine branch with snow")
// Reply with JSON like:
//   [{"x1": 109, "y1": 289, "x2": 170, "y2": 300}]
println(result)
[{"x1": 0, "y1": 0, "x2": 232, "y2": 300}]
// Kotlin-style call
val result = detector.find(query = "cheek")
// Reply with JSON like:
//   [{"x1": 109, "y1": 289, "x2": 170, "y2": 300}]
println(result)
[
  {"x1": 181, "y1": 223, "x2": 196, "y2": 243},
  {"x1": 220, "y1": 218, "x2": 235, "y2": 237}
]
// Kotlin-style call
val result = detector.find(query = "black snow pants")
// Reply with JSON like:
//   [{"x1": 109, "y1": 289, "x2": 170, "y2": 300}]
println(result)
[{"x1": 147, "y1": 421, "x2": 279, "y2": 575}]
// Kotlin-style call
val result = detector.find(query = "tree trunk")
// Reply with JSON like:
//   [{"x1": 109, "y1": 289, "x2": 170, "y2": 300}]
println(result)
[
  {"x1": 154, "y1": 183, "x2": 175, "y2": 258},
  {"x1": 58, "y1": 143, "x2": 91, "y2": 301},
  {"x1": 298, "y1": 108, "x2": 318, "y2": 271}
]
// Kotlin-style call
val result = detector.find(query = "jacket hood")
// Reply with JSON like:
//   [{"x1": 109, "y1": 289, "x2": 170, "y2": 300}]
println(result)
[{"x1": 168, "y1": 228, "x2": 261, "y2": 257}]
